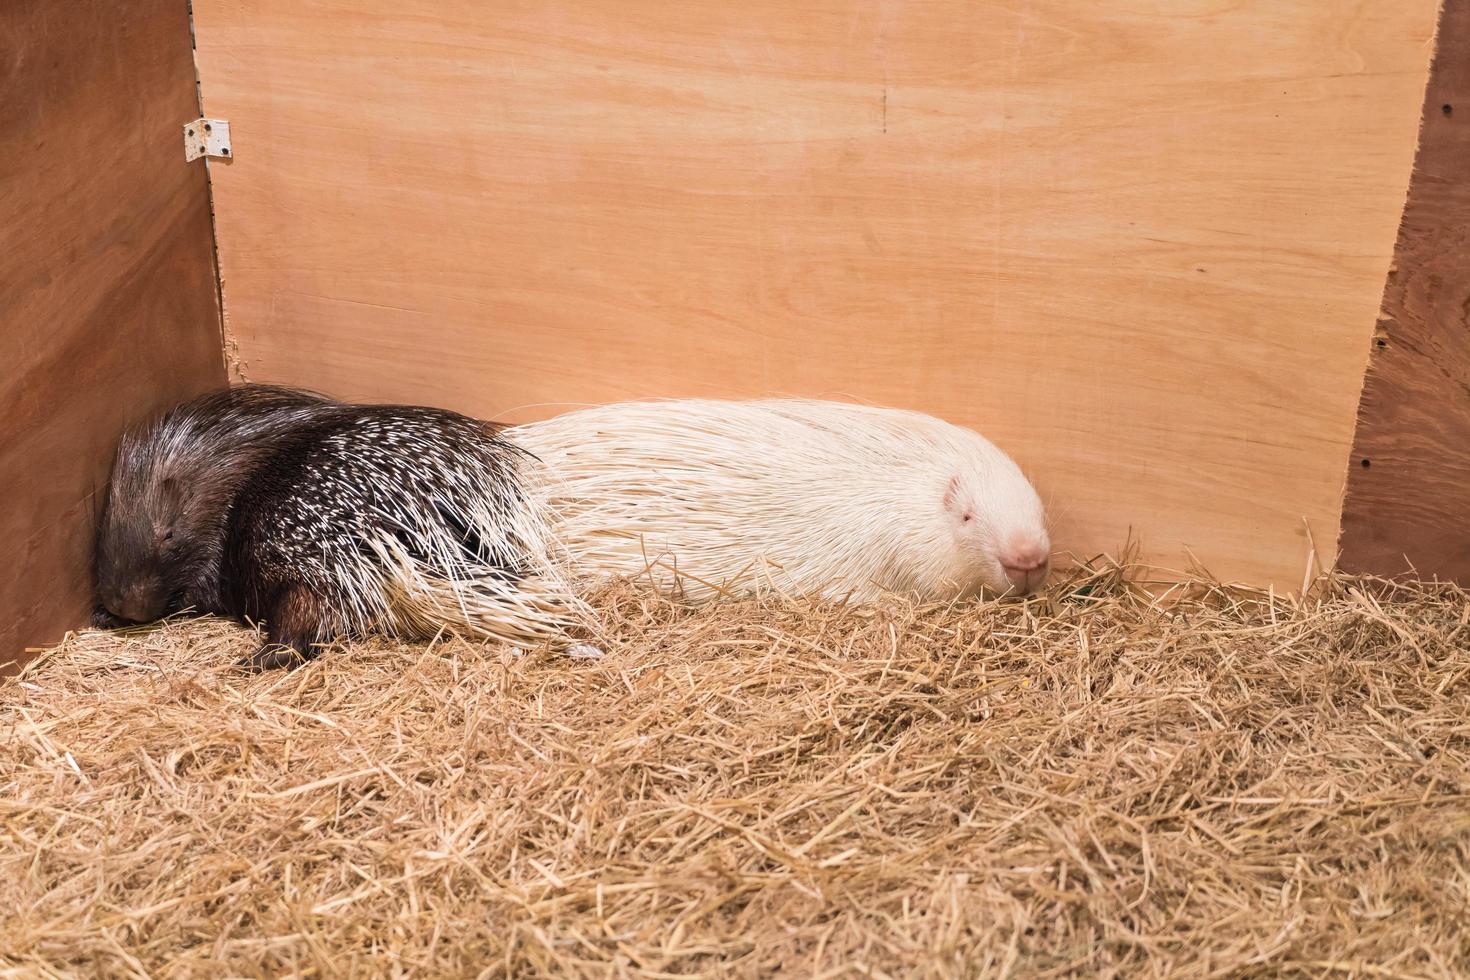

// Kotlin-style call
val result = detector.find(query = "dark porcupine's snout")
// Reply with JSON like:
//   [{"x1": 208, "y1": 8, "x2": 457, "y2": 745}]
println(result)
[{"x1": 96, "y1": 575, "x2": 170, "y2": 625}]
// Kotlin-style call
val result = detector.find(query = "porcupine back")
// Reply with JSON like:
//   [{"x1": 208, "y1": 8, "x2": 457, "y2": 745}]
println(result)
[
  {"x1": 222, "y1": 404, "x2": 589, "y2": 660},
  {"x1": 506, "y1": 398, "x2": 1051, "y2": 603}
]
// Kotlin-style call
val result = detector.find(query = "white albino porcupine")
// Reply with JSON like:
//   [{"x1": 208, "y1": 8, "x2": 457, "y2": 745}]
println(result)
[{"x1": 505, "y1": 398, "x2": 1052, "y2": 603}]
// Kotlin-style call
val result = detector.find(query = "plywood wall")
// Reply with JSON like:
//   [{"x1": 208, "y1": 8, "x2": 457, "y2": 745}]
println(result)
[
  {"x1": 0, "y1": 1, "x2": 226, "y2": 667},
  {"x1": 192, "y1": 0, "x2": 1437, "y2": 588},
  {"x1": 1340, "y1": 0, "x2": 1470, "y2": 583}
]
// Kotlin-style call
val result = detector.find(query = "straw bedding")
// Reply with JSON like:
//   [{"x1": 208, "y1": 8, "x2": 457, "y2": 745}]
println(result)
[{"x1": 3, "y1": 563, "x2": 1469, "y2": 978}]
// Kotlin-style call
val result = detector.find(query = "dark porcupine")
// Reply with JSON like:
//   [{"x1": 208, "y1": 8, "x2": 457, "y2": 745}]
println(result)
[
  {"x1": 94, "y1": 384, "x2": 335, "y2": 628},
  {"x1": 94, "y1": 385, "x2": 589, "y2": 670}
]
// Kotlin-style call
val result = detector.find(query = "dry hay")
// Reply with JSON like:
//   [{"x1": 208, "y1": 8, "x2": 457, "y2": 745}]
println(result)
[{"x1": 3, "y1": 562, "x2": 1470, "y2": 978}]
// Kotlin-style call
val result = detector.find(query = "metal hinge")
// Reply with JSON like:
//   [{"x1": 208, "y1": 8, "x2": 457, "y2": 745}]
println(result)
[{"x1": 183, "y1": 118, "x2": 232, "y2": 161}]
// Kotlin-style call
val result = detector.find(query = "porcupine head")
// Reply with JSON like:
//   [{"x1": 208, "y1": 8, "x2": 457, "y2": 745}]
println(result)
[
  {"x1": 93, "y1": 429, "x2": 235, "y2": 625},
  {"x1": 935, "y1": 436, "x2": 1051, "y2": 596}
]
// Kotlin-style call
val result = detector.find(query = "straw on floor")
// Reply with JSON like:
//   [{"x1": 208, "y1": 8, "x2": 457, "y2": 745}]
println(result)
[{"x1": 2, "y1": 562, "x2": 1469, "y2": 977}]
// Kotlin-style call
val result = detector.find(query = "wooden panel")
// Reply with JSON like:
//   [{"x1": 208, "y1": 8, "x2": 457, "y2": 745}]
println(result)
[
  {"x1": 0, "y1": 1, "x2": 226, "y2": 668},
  {"x1": 192, "y1": 0, "x2": 1437, "y2": 587},
  {"x1": 1340, "y1": 0, "x2": 1470, "y2": 582}
]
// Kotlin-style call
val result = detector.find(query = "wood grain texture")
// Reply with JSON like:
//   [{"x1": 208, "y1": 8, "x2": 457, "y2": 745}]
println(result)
[
  {"x1": 1339, "y1": 0, "x2": 1470, "y2": 581},
  {"x1": 192, "y1": 0, "x2": 1437, "y2": 587},
  {"x1": 0, "y1": 1, "x2": 226, "y2": 667}
]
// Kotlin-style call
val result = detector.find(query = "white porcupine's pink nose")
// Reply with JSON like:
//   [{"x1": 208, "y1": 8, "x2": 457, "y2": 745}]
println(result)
[{"x1": 1000, "y1": 533, "x2": 1051, "y2": 594}]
